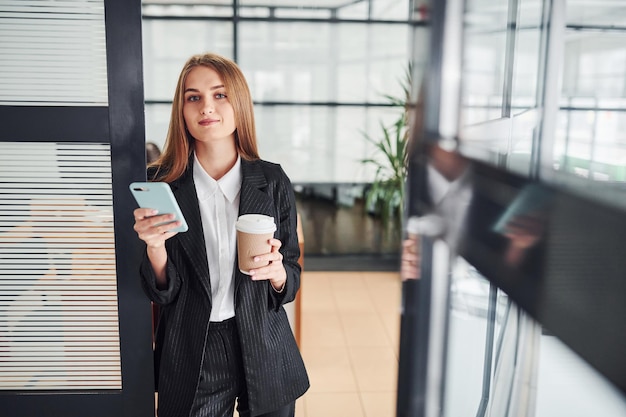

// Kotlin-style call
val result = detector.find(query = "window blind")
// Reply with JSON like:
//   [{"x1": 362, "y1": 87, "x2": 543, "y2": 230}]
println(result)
[
  {"x1": 0, "y1": 142, "x2": 121, "y2": 390},
  {"x1": 0, "y1": 0, "x2": 108, "y2": 106}
]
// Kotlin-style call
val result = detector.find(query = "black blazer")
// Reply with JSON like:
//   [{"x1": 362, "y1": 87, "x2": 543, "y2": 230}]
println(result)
[{"x1": 140, "y1": 158, "x2": 309, "y2": 417}]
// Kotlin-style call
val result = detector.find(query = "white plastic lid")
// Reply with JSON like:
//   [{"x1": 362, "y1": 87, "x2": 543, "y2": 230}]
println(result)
[{"x1": 235, "y1": 214, "x2": 276, "y2": 234}]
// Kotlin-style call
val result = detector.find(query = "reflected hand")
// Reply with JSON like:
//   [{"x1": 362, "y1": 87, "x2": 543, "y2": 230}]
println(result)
[
  {"x1": 504, "y1": 213, "x2": 544, "y2": 250},
  {"x1": 401, "y1": 236, "x2": 421, "y2": 281},
  {"x1": 503, "y1": 212, "x2": 545, "y2": 267}
]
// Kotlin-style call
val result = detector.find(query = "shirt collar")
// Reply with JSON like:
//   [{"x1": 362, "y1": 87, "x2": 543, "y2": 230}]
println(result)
[
  {"x1": 218, "y1": 155, "x2": 242, "y2": 203},
  {"x1": 193, "y1": 153, "x2": 241, "y2": 203}
]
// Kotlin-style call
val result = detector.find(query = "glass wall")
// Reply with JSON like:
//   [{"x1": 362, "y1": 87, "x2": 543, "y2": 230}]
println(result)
[
  {"x1": 141, "y1": 0, "x2": 428, "y2": 258},
  {"x1": 443, "y1": 258, "x2": 626, "y2": 417},
  {"x1": 399, "y1": 0, "x2": 626, "y2": 415},
  {"x1": 142, "y1": 1, "x2": 418, "y2": 183},
  {"x1": 457, "y1": 0, "x2": 626, "y2": 208},
  {"x1": 459, "y1": 0, "x2": 547, "y2": 176},
  {"x1": 548, "y1": 1, "x2": 626, "y2": 209}
]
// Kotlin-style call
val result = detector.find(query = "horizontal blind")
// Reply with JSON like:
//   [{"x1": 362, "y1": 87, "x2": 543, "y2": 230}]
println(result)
[
  {"x1": 0, "y1": 142, "x2": 121, "y2": 390},
  {"x1": 0, "y1": 0, "x2": 108, "y2": 106}
]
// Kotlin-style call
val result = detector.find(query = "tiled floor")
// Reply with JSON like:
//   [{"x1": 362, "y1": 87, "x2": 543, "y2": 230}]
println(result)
[{"x1": 296, "y1": 271, "x2": 402, "y2": 417}]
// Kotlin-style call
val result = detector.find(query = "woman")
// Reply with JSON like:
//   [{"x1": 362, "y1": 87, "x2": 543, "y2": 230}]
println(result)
[{"x1": 132, "y1": 53, "x2": 309, "y2": 417}]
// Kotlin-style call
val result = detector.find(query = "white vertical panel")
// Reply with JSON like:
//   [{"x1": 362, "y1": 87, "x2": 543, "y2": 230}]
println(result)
[
  {"x1": 0, "y1": 142, "x2": 121, "y2": 390},
  {"x1": 0, "y1": 0, "x2": 108, "y2": 106}
]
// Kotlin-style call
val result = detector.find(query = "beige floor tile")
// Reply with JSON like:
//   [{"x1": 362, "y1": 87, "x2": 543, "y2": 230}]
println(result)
[
  {"x1": 361, "y1": 271, "x2": 401, "y2": 285},
  {"x1": 301, "y1": 346, "x2": 359, "y2": 393},
  {"x1": 339, "y1": 312, "x2": 392, "y2": 348},
  {"x1": 360, "y1": 391, "x2": 397, "y2": 417},
  {"x1": 378, "y1": 311, "x2": 401, "y2": 355},
  {"x1": 301, "y1": 271, "x2": 333, "y2": 286},
  {"x1": 301, "y1": 274, "x2": 337, "y2": 313},
  {"x1": 295, "y1": 396, "x2": 306, "y2": 417},
  {"x1": 332, "y1": 287, "x2": 378, "y2": 314},
  {"x1": 328, "y1": 271, "x2": 365, "y2": 290},
  {"x1": 298, "y1": 270, "x2": 402, "y2": 417},
  {"x1": 301, "y1": 311, "x2": 346, "y2": 348},
  {"x1": 349, "y1": 346, "x2": 399, "y2": 392},
  {"x1": 304, "y1": 392, "x2": 365, "y2": 417},
  {"x1": 366, "y1": 281, "x2": 402, "y2": 315}
]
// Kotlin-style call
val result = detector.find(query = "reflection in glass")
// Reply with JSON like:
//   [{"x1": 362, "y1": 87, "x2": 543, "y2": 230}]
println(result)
[
  {"x1": 561, "y1": 32, "x2": 626, "y2": 100},
  {"x1": 510, "y1": 0, "x2": 544, "y2": 114},
  {"x1": 444, "y1": 257, "x2": 508, "y2": 417},
  {"x1": 458, "y1": 0, "x2": 546, "y2": 177},
  {"x1": 443, "y1": 258, "x2": 626, "y2": 417},
  {"x1": 542, "y1": 3, "x2": 626, "y2": 209},
  {"x1": 507, "y1": 109, "x2": 539, "y2": 175},
  {"x1": 554, "y1": 110, "x2": 626, "y2": 182},
  {"x1": 551, "y1": 26, "x2": 626, "y2": 192},
  {"x1": 461, "y1": 0, "x2": 508, "y2": 126},
  {"x1": 565, "y1": 0, "x2": 626, "y2": 27},
  {"x1": 535, "y1": 335, "x2": 626, "y2": 417}
]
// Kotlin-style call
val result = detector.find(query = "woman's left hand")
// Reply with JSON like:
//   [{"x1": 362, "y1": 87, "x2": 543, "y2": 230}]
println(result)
[{"x1": 249, "y1": 238, "x2": 287, "y2": 292}]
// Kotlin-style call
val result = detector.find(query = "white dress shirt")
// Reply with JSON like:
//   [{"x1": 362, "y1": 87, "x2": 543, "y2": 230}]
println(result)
[{"x1": 193, "y1": 153, "x2": 241, "y2": 322}]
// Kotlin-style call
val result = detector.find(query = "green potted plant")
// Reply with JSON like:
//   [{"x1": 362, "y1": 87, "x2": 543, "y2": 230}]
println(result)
[
  {"x1": 360, "y1": 65, "x2": 412, "y2": 235},
  {"x1": 361, "y1": 116, "x2": 408, "y2": 225}
]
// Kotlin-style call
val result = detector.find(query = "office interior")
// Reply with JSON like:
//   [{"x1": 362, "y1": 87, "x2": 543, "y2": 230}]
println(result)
[{"x1": 0, "y1": 0, "x2": 625, "y2": 416}]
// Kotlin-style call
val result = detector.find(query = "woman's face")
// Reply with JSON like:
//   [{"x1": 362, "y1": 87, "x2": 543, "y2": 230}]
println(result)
[{"x1": 182, "y1": 65, "x2": 236, "y2": 146}]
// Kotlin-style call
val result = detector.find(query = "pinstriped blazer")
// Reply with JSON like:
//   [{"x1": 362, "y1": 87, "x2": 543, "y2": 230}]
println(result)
[{"x1": 140, "y1": 157, "x2": 309, "y2": 417}]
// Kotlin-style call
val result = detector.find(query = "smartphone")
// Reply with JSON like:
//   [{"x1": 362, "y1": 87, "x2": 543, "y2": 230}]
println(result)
[{"x1": 129, "y1": 182, "x2": 189, "y2": 233}]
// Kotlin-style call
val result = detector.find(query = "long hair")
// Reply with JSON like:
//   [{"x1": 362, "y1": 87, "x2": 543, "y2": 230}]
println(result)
[{"x1": 150, "y1": 53, "x2": 260, "y2": 182}]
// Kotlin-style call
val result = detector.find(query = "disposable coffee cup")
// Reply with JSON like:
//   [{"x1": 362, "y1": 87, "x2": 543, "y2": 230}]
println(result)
[{"x1": 235, "y1": 214, "x2": 277, "y2": 275}]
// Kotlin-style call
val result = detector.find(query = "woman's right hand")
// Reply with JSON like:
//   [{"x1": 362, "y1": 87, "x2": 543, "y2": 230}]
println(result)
[
  {"x1": 133, "y1": 208, "x2": 181, "y2": 249},
  {"x1": 133, "y1": 208, "x2": 179, "y2": 286}
]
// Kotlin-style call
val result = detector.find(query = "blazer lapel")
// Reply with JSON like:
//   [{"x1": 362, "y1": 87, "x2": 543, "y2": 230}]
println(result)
[
  {"x1": 235, "y1": 159, "x2": 275, "y2": 295},
  {"x1": 239, "y1": 159, "x2": 274, "y2": 216},
  {"x1": 170, "y1": 166, "x2": 212, "y2": 301}
]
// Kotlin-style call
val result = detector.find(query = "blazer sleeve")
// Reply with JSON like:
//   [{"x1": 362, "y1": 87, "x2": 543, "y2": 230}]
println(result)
[
  {"x1": 138, "y1": 165, "x2": 183, "y2": 305},
  {"x1": 268, "y1": 165, "x2": 301, "y2": 311},
  {"x1": 139, "y1": 250, "x2": 182, "y2": 305}
]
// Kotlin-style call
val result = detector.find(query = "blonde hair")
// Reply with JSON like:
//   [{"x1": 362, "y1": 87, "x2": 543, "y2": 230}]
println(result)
[{"x1": 150, "y1": 53, "x2": 259, "y2": 182}]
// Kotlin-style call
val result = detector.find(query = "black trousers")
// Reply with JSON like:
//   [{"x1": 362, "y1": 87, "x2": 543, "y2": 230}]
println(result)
[{"x1": 189, "y1": 317, "x2": 295, "y2": 417}]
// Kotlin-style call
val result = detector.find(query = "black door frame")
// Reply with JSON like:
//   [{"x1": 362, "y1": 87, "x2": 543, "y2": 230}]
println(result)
[{"x1": 0, "y1": 1, "x2": 154, "y2": 416}]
